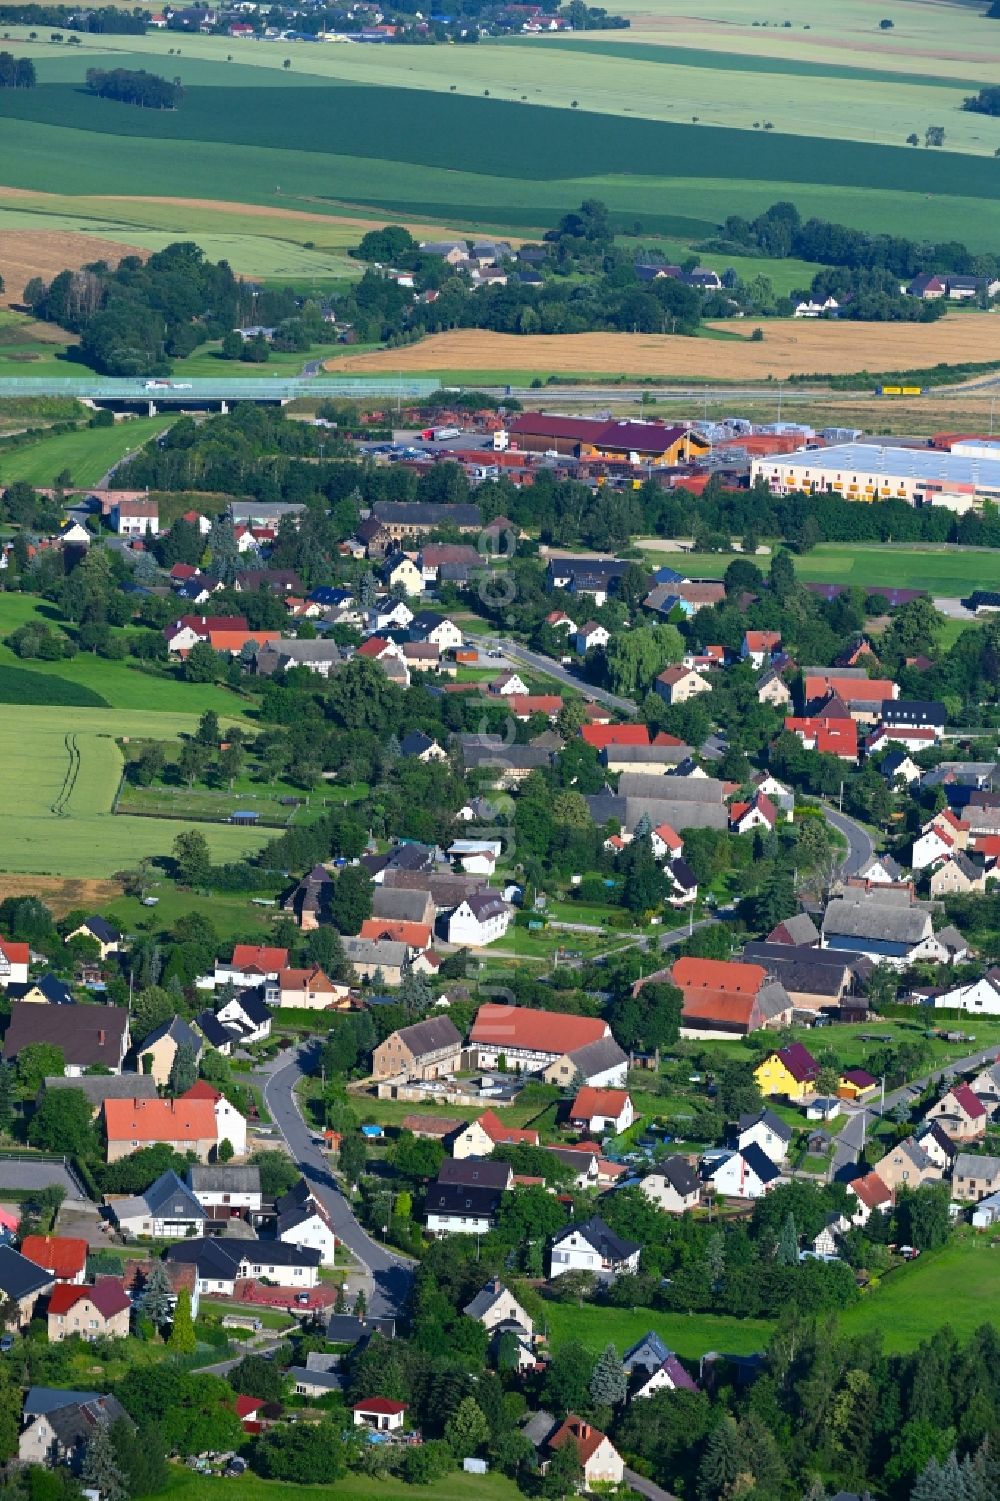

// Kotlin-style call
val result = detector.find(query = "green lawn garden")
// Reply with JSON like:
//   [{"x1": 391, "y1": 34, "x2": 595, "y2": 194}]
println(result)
[
  {"x1": 150, "y1": 1465, "x2": 524, "y2": 1501},
  {"x1": 0, "y1": 414, "x2": 175, "y2": 488}
]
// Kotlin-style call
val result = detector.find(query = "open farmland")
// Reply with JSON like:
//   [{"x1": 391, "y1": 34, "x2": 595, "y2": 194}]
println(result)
[
  {"x1": 328, "y1": 315, "x2": 1000, "y2": 380},
  {"x1": 0, "y1": 25, "x2": 1000, "y2": 249},
  {"x1": 0, "y1": 229, "x2": 148, "y2": 307},
  {"x1": 0, "y1": 706, "x2": 269, "y2": 878}
]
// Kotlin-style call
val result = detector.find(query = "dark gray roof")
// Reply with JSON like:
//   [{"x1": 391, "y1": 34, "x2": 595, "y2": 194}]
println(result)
[
  {"x1": 522, "y1": 1410, "x2": 558, "y2": 1449},
  {"x1": 167, "y1": 1238, "x2": 321, "y2": 1275},
  {"x1": 623, "y1": 796, "x2": 729, "y2": 833},
  {"x1": 139, "y1": 1014, "x2": 203, "y2": 1056},
  {"x1": 566, "y1": 1036, "x2": 629, "y2": 1078},
  {"x1": 461, "y1": 891, "x2": 510, "y2": 923},
  {"x1": 461, "y1": 737, "x2": 552, "y2": 772},
  {"x1": 81, "y1": 915, "x2": 121, "y2": 944},
  {"x1": 3, "y1": 1001, "x2": 129, "y2": 1067},
  {"x1": 587, "y1": 792, "x2": 626, "y2": 826},
  {"x1": 617, "y1": 772, "x2": 725, "y2": 803},
  {"x1": 24, "y1": 1388, "x2": 100, "y2": 1418},
  {"x1": 326, "y1": 1313, "x2": 396, "y2": 1343},
  {"x1": 393, "y1": 1015, "x2": 462, "y2": 1058},
  {"x1": 0, "y1": 1245, "x2": 55, "y2": 1299},
  {"x1": 739, "y1": 1108, "x2": 793, "y2": 1143},
  {"x1": 43, "y1": 1394, "x2": 129, "y2": 1450},
  {"x1": 371, "y1": 502, "x2": 482, "y2": 529},
  {"x1": 7, "y1": 974, "x2": 74, "y2": 1006},
  {"x1": 740, "y1": 1143, "x2": 782, "y2": 1184},
  {"x1": 425, "y1": 1183, "x2": 501, "y2": 1219},
  {"x1": 600, "y1": 744, "x2": 689, "y2": 765},
  {"x1": 822, "y1": 900, "x2": 931, "y2": 944},
  {"x1": 287, "y1": 1365, "x2": 343, "y2": 1391},
  {"x1": 400, "y1": 730, "x2": 436, "y2": 757},
  {"x1": 551, "y1": 1214, "x2": 640, "y2": 1262},
  {"x1": 463, "y1": 1279, "x2": 517, "y2": 1321},
  {"x1": 44, "y1": 1073, "x2": 157, "y2": 1105},
  {"x1": 232, "y1": 986, "x2": 271, "y2": 1025},
  {"x1": 188, "y1": 1165, "x2": 261, "y2": 1194},
  {"x1": 438, "y1": 1158, "x2": 511, "y2": 1190},
  {"x1": 143, "y1": 1169, "x2": 207, "y2": 1220},
  {"x1": 651, "y1": 1156, "x2": 701, "y2": 1198},
  {"x1": 622, "y1": 1330, "x2": 671, "y2": 1375},
  {"x1": 774, "y1": 913, "x2": 820, "y2": 945},
  {"x1": 372, "y1": 886, "x2": 433, "y2": 923},
  {"x1": 194, "y1": 1010, "x2": 242, "y2": 1048}
]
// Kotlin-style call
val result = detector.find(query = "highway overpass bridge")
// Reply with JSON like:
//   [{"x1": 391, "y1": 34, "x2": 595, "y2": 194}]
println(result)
[{"x1": 0, "y1": 376, "x2": 441, "y2": 411}]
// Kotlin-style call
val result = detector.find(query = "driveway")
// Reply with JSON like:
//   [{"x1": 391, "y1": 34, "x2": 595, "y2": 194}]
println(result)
[{"x1": 258, "y1": 1044, "x2": 413, "y2": 1321}]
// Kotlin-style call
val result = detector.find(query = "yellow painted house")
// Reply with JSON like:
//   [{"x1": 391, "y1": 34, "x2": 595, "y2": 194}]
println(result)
[{"x1": 754, "y1": 1043, "x2": 819, "y2": 1101}]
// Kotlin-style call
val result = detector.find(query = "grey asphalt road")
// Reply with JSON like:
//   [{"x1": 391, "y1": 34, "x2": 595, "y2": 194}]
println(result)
[
  {"x1": 830, "y1": 1043, "x2": 1000, "y2": 1179},
  {"x1": 821, "y1": 803, "x2": 875, "y2": 878},
  {"x1": 259, "y1": 1044, "x2": 413, "y2": 1321},
  {"x1": 483, "y1": 635, "x2": 637, "y2": 717}
]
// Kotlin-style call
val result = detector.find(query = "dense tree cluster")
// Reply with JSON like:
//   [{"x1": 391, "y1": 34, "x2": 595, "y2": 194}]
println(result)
[
  {"x1": 0, "y1": 51, "x2": 35, "y2": 87},
  {"x1": 85, "y1": 66, "x2": 182, "y2": 108},
  {"x1": 0, "y1": 3, "x2": 147, "y2": 29},
  {"x1": 718, "y1": 199, "x2": 998, "y2": 282},
  {"x1": 25, "y1": 243, "x2": 261, "y2": 375}
]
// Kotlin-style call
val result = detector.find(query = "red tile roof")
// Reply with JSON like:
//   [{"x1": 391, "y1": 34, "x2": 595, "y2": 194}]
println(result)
[
  {"x1": 47, "y1": 1280, "x2": 130, "y2": 1319},
  {"x1": 673, "y1": 957, "x2": 767, "y2": 994},
  {"x1": 353, "y1": 1398, "x2": 407, "y2": 1415},
  {"x1": 359, "y1": 919, "x2": 432, "y2": 949},
  {"x1": 235, "y1": 1395, "x2": 264, "y2": 1418},
  {"x1": 850, "y1": 1171, "x2": 892, "y2": 1209},
  {"x1": 476, "y1": 1109, "x2": 539, "y2": 1147},
  {"x1": 20, "y1": 1235, "x2": 87, "y2": 1280},
  {"x1": 804, "y1": 674, "x2": 896, "y2": 703},
  {"x1": 470, "y1": 1003, "x2": 608, "y2": 1054},
  {"x1": 949, "y1": 1082, "x2": 987, "y2": 1120},
  {"x1": 231, "y1": 945, "x2": 289, "y2": 972},
  {"x1": 104, "y1": 1097, "x2": 217, "y2": 1143},
  {"x1": 581, "y1": 723, "x2": 650, "y2": 749},
  {"x1": 549, "y1": 1415, "x2": 615, "y2": 1466},
  {"x1": 180, "y1": 1081, "x2": 222, "y2": 1102},
  {"x1": 570, "y1": 1087, "x2": 630, "y2": 1121},
  {"x1": 0, "y1": 938, "x2": 29, "y2": 967}
]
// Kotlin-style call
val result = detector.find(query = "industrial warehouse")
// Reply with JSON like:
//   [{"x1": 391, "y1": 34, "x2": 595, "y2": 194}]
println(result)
[{"x1": 751, "y1": 442, "x2": 1000, "y2": 511}]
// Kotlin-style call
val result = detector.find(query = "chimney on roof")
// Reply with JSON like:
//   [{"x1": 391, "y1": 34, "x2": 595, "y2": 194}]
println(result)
[
  {"x1": 98, "y1": 1029, "x2": 106, "y2": 1046},
  {"x1": 576, "y1": 1422, "x2": 590, "y2": 1440}
]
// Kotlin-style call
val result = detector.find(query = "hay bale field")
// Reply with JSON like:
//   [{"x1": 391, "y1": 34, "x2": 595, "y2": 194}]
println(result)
[{"x1": 327, "y1": 316, "x2": 1000, "y2": 380}]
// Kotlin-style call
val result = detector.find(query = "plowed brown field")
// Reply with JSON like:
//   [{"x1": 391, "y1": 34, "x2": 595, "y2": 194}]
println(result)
[
  {"x1": 326, "y1": 318, "x2": 1000, "y2": 379},
  {"x1": 0, "y1": 231, "x2": 148, "y2": 306},
  {"x1": 0, "y1": 873, "x2": 122, "y2": 916}
]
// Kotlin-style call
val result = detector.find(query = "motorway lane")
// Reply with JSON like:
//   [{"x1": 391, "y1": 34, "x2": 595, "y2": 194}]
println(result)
[{"x1": 259, "y1": 1042, "x2": 413, "y2": 1321}]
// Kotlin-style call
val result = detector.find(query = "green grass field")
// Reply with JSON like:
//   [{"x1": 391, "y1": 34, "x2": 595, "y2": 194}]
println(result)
[
  {"x1": 540, "y1": 1296, "x2": 773, "y2": 1362},
  {"x1": 0, "y1": 414, "x2": 174, "y2": 488},
  {"x1": 0, "y1": 23, "x2": 999, "y2": 250},
  {"x1": 151, "y1": 1464, "x2": 524, "y2": 1501},
  {"x1": 539, "y1": 1234, "x2": 1000, "y2": 1361},
  {"x1": 652, "y1": 542, "x2": 1000, "y2": 597},
  {"x1": 0, "y1": 705, "x2": 268, "y2": 876},
  {"x1": 839, "y1": 1234, "x2": 1000, "y2": 1350}
]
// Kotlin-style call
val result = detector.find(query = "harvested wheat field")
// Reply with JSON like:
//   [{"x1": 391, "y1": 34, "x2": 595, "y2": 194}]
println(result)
[
  {"x1": 0, "y1": 231, "x2": 148, "y2": 306},
  {"x1": 328, "y1": 318, "x2": 1000, "y2": 380},
  {"x1": 0, "y1": 873, "x2": 122, "y2": 917}
]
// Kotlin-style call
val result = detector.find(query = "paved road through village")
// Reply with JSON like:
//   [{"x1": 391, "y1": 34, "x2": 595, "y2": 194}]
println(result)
[{"x1": 258, "y1": 1042, "x2": 413, "y2": 1321}]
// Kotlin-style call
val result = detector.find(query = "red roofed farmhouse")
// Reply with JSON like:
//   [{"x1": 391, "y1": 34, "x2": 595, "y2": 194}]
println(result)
[
  {"x1": 103, "y1": 1097, "x2": 218, "y2": 1164},
  {"x1": 569, "y1": 1087, "x2": 634, "y2": 1135},
  {"x1": 470, "y1": 1003, "x2": 609, "y2": 1071},
  {"x1": 657, "y1": 956, "x2": 793, "y2": 1039}
]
